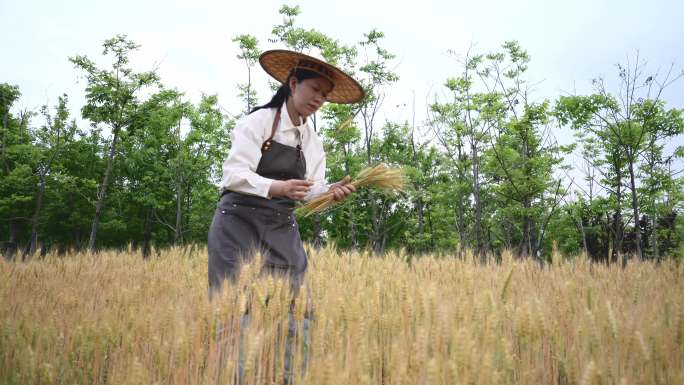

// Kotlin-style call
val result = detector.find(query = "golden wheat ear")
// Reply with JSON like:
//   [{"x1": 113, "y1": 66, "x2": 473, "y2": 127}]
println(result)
[{"x1": 296, "y1": 163, "x2": 406, "y2": 217}]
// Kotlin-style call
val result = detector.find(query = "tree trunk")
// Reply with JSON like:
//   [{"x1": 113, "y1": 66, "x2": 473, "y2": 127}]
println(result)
[
  {"x1": 174, "y1": 186, "x2": 183, "y2": 245},
  {"x1": 185, "y1": 184, "x2": 192, "y2": 238},
  {"x1": 427, "y1": 206, "x2": 435, "y2": 251},
  {"x1": 612, "y1": 210, "x2": 623, "y2": 265},
  {"x1": 415, "y1": 195, "x2": 425, "y2": 253},
  {"x1": 88, "y1": 127, "x2": 120, "y2": 252},
  {"x1": 604, "y1": 212, "x2": 612, "y2": 263},
  {"x1": 611, "y1": 171, "x2": 623, "y2": 265},
  {"x1": 344, "y1": 151, "x2": 357, "y2": 249},
  {"x1": 472, "y1": 141, "x2": 484, "y2": 263},
  {"x1": 370, "y1": 197, "x2": 381, "y2": 252},
  {"x1": 627, "y1": 161, "x2": 643, "y2": 260},
  {"x1": 455, "y1": 139, "x2": 467, "y2": 259},
  {"x1": 347, "y1": 205, "x2": 357, "y2": 249},
  {"x1": 3, "y1": 220, "x2": 19, "y2": 261},
  {"x1": 455, "y1": 198, "x2": 465, "y2": 259},
  {"x1": 174, "y1": 109, "x2": 186, "y2": 246},
  {"x1": 410, "y1": 93, "x2": 425, "y2": 254},
  {"x1": 362, "y1": 113, "x2": 383, "y2": 252},
  {"x1": 25, "y1": 175, "x2": 46, "y2": 259},
  {"x1": 579, "y1": 213, "x2": 588, "y2": 256},
  {"x1": 142, "y1": 209, "x2": 152, "y2": 259},
  {"x1": 518, "y1": 199, "x2": 532, "y2": 259},
  {"x1": 568, "y1": 208, "x2": 589, "y2": 257},
  {"x1": 312, "y1": 214, "x2": 322, "y2": 249},
  {"x1": 652, "y1": 210, "x2": 659, "y2": 262},
  {"x1": 367, "y1": 159, "x2": 382, "y2": 252}
]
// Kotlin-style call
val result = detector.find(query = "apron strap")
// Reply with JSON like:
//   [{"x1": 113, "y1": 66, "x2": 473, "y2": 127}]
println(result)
[{"x1": 261, "y1": 108, "x2": 281, "y2": 152}]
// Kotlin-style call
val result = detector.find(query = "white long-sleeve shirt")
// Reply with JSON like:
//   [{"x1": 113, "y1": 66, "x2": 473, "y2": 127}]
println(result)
[{"x1": 220, "y1": 103, "x2": 329, "y2": 201}]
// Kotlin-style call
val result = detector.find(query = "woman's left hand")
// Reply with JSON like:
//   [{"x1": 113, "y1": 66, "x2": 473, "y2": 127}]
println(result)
[{"x1": 329, "y1": 175, "x2": 356, "y2": 201}]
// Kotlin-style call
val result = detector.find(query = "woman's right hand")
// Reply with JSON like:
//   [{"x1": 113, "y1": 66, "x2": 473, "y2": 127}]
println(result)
[{"x1": 269, "y1": 179, "x2": 313, "y2": 201}]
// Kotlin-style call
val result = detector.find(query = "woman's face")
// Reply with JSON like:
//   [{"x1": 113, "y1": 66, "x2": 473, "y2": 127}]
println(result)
[{"x1": 289, "y1": 76, "x2": 334, "y2": 119}]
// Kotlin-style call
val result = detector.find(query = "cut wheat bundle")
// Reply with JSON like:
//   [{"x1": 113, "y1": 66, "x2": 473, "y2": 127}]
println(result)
[{"x1": 297, "y1": 163, "x2": 406, "y2": 217}]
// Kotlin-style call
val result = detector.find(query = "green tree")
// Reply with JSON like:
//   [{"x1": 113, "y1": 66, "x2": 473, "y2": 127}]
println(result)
[
  {"x1": 356, "y1": 29, "x2": 399, "y2": 252},
  {"x1": 430, "y1": 81, "x2": 474, "y2": 257},
  {"x1": 183, "y1": 94, "x2": 233, "y2": 243},
  {"x1": 117, "y1": 89, "x2": 184, "y2": 256},
  {"x1": 319, "y1": 103, "x2": 363, "y2": 248},
  {"x1": 484, "y1": 101, "x2": 570, "y2": 259},
  {"x1": 633, "y1": 97, "x2": 684, "y2": 261},
  {"x1": 555, "y1": 57, "x2": 683, "y2": 261},
  {"x1": 430, "y1": 46, "x2": 493, "y2": 261},
  {"x1": 0, "y1": 84, "x2": 35, "y2": 260},
  {"x1": 24, "y1": 95, "x2": 77, "y2": 258},
  {"x1": 44, "y1": 124, "x2": 102, "y2": 252},
  {"x1": 70, "y1": 35, "x2": 160, "y2": 251},
  {"x1": 232, "y1": 34, "x2": 261, "y2": 114}
]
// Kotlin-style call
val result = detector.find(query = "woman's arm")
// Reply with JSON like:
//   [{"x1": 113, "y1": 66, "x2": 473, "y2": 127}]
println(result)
[{"x1": 221, "y1": 112, "x2": 275, "y2": 198}]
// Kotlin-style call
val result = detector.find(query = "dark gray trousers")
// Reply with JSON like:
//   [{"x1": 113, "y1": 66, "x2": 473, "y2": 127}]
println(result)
[
  {"x1": 208, "y1": 192, "x2": 308, "y2": 297},
  {"x1": 208, "y1": 192, "x2": 311, "y2": 384}
]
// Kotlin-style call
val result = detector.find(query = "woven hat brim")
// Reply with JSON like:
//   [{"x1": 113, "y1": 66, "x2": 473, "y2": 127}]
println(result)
[{"x1": 259, "y1": 50, "x2": 365, "y2": 104}]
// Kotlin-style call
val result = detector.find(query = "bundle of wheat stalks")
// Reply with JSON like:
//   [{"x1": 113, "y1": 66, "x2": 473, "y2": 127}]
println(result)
[{"x1": 297, "y1": 163, "x2": 406, "y2": 217}]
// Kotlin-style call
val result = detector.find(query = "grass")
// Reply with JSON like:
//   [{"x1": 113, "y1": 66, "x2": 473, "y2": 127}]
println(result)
[{"x1": 1, "y1": 246, "x2": 682, "y2": 384}]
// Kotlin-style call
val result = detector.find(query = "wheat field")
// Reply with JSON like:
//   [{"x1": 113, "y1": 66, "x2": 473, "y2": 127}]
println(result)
[{"x1": 1, "y1": 246, "x2": 682, "y2": 385}]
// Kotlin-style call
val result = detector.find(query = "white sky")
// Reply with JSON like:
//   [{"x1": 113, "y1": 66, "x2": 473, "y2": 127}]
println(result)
[{"x1": 2, "y1": 0, "x2": 683, "y2": 157}]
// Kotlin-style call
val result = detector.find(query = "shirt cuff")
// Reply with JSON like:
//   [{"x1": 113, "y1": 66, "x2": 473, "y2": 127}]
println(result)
[{"x1": 249, "y1": 175, "x2": 275, "y2": 199}]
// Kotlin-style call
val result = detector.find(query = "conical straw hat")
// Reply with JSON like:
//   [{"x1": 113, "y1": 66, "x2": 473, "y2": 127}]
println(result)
[{"x1": 259, "y1": 49, "x2": 365, "y2": 104}]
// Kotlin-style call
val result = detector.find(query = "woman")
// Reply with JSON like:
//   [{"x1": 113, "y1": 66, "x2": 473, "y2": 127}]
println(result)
[
  {"x1": 208, "y1": 49, "x2": 363, "y2": 295},
  {"x1": 208, "y1": 49, "x2": 364, "y2": 383}
]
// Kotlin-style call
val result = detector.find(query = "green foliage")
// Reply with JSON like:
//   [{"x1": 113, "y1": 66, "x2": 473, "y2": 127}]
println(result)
[
  {"x1": 553, "y1": 61, "x2": 684, "y2": 261},
  {"x1": 70, "y1": 35, "x2": 160, "y2": 130},
  {"x1": 233, "y1": 34, "x2": 261, "y2": 114},
  {"x1": 2, "y1": 6, "x2": 683, "y2": 261}
]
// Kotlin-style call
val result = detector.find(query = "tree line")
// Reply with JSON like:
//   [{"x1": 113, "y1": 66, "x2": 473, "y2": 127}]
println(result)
[{"x1": 2, "y1": 5, "x2": 683, "y2": 262}]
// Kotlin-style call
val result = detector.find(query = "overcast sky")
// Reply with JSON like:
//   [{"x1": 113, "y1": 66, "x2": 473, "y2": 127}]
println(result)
[{"x1": 2, "y1": 0, "x2": 683, "y2": 153}]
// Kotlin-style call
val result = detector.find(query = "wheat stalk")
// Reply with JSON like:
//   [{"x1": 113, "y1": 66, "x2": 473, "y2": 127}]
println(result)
[
  {"x1": 296, "y1": 163, "x2": 405, "y2": 217},
  {"x1": 3, "y1": 246, "x2": 681, "y2": 384}
]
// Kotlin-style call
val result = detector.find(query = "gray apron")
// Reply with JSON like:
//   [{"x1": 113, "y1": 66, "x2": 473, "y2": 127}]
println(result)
[{"x1": 208, "y1": 108, "x2": 308, "y2": 296}]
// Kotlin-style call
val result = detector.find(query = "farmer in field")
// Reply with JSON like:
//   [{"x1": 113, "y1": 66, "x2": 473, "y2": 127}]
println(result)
[
  {"x1": 208, "y1": 49, "x2": 363, "y2": 295},
  {"x1": 207, "y1": 49, "x2": 364, "y2": 383}
]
